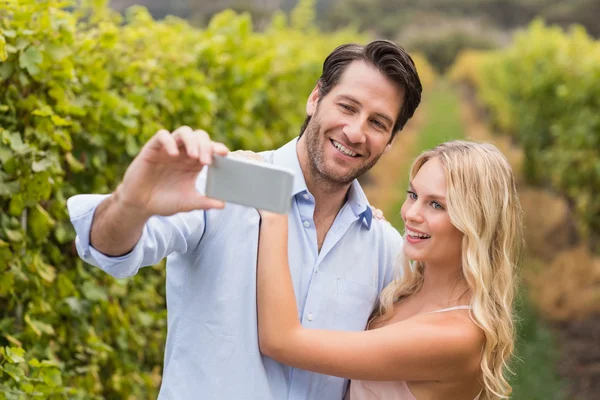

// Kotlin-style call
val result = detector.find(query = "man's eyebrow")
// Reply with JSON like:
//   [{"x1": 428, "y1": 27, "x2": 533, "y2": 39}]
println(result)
[
  {"x1": 337, "y1": 95, "x2": 394, "y2": 127},
  {"x1": 408, "y1": 182, "x2": 446, "y2": 201}
]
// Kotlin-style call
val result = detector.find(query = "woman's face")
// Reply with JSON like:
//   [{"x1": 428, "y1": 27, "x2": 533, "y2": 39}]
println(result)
[{"x1": 400, "y1": 157, "x2": 463, "y2": 268}]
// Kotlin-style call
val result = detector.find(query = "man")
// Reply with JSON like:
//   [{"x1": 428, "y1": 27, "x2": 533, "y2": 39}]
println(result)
[{"x1": 68, "y1": 40, "x2": 422, "y2": 399}]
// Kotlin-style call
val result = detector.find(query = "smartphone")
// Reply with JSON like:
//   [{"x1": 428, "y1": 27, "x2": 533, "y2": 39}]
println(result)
[{"x1": 205, "y1": 154, "x2": 295, "y2": 214}]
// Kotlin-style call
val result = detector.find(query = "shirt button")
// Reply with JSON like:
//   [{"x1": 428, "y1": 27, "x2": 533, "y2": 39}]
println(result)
[
  {"x1": 303, "y1": 221, "x2": 310, "y2": 228},
  {"x1": 307, "y1": 313, "x2": 313, "y2": 321},
  {"x1": 303, "y1": 193, "x2": 309, "y2": 200}
]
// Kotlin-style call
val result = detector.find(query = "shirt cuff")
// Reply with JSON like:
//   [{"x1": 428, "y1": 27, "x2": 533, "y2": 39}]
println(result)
[{"x1": 68, "y1": 194, "x2": 143, "y2": 278}]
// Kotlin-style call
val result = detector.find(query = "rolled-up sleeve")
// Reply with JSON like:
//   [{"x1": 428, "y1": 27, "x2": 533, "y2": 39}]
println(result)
[{"x1": 67, "y1": 190, "x2": 207, "y2": 279}]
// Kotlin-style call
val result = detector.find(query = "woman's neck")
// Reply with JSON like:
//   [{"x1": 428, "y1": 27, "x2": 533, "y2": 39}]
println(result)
[{"x1": 417, "y1": 262, "x2": 470, "y2": 308}]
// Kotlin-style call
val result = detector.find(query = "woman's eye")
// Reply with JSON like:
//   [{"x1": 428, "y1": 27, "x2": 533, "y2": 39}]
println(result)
[
  {"x1": 431, "y1": 201, "x2": 444, "y2": 210},
  {"x1": 406, "y1": 191, "x2": 417, "y2": 200}
]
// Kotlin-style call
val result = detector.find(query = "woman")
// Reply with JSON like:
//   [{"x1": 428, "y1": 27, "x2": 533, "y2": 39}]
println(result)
[{"x1": 255, "y1": 140, "x2": 523, "y2": 399}]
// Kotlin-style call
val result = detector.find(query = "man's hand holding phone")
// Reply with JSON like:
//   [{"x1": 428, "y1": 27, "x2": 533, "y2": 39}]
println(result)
[
  {"x1": 115, "y1": 126, "x2": 230, "y2": 218},
  {"x1": 206, "y1": 151, "x2": 294, "y2": 214}
]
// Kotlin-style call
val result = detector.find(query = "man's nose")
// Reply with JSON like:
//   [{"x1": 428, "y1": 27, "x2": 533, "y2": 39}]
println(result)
[{"x1": 342, "y1": 118, "x2": 367, "y2": 144}]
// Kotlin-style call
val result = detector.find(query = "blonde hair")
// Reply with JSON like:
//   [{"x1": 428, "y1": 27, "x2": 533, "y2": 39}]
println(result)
[{"x1": 375, "y1": 140, "x2": 523, "y2": 399}]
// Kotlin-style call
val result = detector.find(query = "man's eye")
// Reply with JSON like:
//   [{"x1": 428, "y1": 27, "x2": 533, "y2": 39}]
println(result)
[
  {"x1": 340, "y1": 104, "x2": 353, "y2": 112},
  {"x1": 371, "y1": 119, "x2": 386, "y2": 130}
]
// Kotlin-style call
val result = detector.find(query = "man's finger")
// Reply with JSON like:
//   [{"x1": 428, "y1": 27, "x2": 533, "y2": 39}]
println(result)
[
  {"x1": 172, "y1": 126, "x2": 198, "y2": 159},
  {"x1": 153, "y1": 129, "x2": 179, "y2": 156},
  {"x1": 193, "y1": 130, "x2": 213, "y2": 165},
  {"x1": 182, "y1": 195, "x2": 225, "y2": 212},
  {"x1": 212, "y1": 142, "x2": 230, "y2": 157},
  {"x1": 180, "y1": 130, "x2": 201, "y2": 160}
]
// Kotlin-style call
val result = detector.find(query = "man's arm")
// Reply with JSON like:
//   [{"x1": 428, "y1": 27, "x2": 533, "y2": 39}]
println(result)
[
  {"x1": 68, "y1": 126, "x2": 229, "y2": 276},
  {"x1": 89, "y1": 188, "x2": 151, "y2": 257}
]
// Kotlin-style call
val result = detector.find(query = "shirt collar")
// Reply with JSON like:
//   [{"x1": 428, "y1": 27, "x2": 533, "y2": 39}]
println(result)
[{"x1": 272, "y1": 138, "x2": 373, "y2": 230}]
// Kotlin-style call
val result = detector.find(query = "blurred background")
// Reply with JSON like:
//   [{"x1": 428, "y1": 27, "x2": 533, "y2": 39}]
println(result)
[{"x1": 0, "y1": 0, "x2": 598, "y2": 399}]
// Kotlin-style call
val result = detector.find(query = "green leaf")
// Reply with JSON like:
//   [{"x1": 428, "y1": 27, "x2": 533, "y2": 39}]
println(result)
[
  {"x1": 29, "y1": 204, "x2": 56, "y2": 242},
  {"x1": 0, "y1": 180, "x2": 20, "y2": 196},
  {"x1": 39, "y1": 360, "x2": 59, "y2": 368},
  {"x1": 63, "y1": 297, "x2": 83, "y2": 315},
  {"x1": 0, "y1": 271, "x2": 14, "y2": 297},
  {"x1": 2, "y1": 363, "x2": 24, "y2": 382},
  {"x1": 125, "y1": 134, "x2": 140, "y2": 157},
  {"x1": 52, "y1": 130, "x2": 73, "y2": 152},
  {"x1": 65, "y1": 152, "x2": 84, "y2": 172},
  {"x1": 57, "y1": 275, "x2": 76, "y2": 297},
  {"x1": 8, "y1": 194, "x2": 24, "y2": 216},
  {"x1": 32, "y1": 106, "x2": 53, "y2": 117},
  {"x1": 2, "y1": 30, "x2": 16, "y2": 38},
  {"x1": 50, "y1": 114, "x2": 72, "y2": 127},
  {"x1": 81, "y1": 281, "x2": 108, "y2": 302},
  {"x1": 24, "y1": 314, "x2": 55, "y2": 337},
  {"x1": 0, "y1": 146, "x2": 12, "y2": 163},
  {"x1": 0, "y1": 62, "x2": 13, "y2": 80},
  {"x1": 6, "y1": 347, "x2": 25, "y2": 364},
  {"x1": 18, "y1": 46, "x2": 43, "y2": 76},
  {"x1": 15, "y1": 38, "x2": 29, "y2": 51},
  {"x1": 37, "y1": 262, "x2": 56, "y2": 284},
  {"x1": 0, "y1": 35, "x2": 6, "y2": 62},
  {"x1": 4, "y1": 335, "x2": 21, "y2": 347},
  {"x1": 46, "y1": 44, "x2": 71, "y2": 62},
  {"x1": 42, "y1": 368, "x2": 62, "y2": 387},
  {"x1": 31, "y1": 158, "x2": 54, "y2": 172},
  {"x1": 28, "y1": 358, "x2": 40, "y2": 368},
  {"x1": 54, "y1": 222, "x2": 74, "y2": 244},
  {"x1": 0, "y1": 239, "x2": 11, "y2": 266},
  {"x1": 4, "y1": 229, "x2": 23, "y2": 243}
]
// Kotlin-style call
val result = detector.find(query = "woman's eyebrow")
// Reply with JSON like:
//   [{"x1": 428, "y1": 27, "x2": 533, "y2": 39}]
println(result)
[{"x1": 408, "y1": 182, "x2": 446, "y2": 201}]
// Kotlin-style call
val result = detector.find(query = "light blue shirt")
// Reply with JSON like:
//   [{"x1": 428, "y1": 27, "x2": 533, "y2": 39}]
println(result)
[{"x1": 68, "y1": 138, "x2": 402, "y2": 400}]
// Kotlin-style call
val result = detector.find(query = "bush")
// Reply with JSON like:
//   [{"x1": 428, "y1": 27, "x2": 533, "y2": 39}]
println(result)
[
  {"x1": 0, "y1": 0, "x2": 367, "y2": 397},
  {"x1": 406, "y1": 29, "x2": 499, "y2": 73},
  {"x1": 449, "y1": 20, "x2": 600, "y2": 250}
]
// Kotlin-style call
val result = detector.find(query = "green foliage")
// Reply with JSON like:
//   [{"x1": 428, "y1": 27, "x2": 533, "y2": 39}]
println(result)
[
  {"x1": 0, "y1": 0, "x2": 366, "y2": 397},
  {"x1": 406, "y1": 30, "x2": 498, "y2": 74},
  {"x1": 322, "y1": 0, "x2": 600, "y2": 38},
  {"x1": 451, "y1": 20, "x2": 600, "y2": 250},
  {"x1": 511, "y1": 293, "x2": 568, "y2": 399}
]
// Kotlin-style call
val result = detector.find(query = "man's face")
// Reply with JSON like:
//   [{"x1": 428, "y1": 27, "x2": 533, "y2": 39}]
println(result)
[{"x1": 302, "y1": 61, "x2": 405, "y2": 187}]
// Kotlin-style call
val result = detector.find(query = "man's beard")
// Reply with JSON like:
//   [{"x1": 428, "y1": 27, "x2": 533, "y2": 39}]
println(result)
[{"x1": 304, "y1": 116, "x2": 384, "y2": 189}]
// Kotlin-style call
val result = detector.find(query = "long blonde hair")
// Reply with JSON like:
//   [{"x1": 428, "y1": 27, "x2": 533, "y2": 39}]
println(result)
[{"x1": 376, "y1": 141, "x2": 523, "y2": 399}]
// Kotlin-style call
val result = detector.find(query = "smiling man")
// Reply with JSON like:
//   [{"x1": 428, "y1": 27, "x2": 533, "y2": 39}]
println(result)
[{"x1": 67, "y1": 40, "x2": 422, "y2": 400}]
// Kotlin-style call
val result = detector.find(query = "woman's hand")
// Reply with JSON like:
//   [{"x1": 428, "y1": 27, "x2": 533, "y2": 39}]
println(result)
[{"x1": 371, "y1": 206, "x2": 387, "y2": 222}]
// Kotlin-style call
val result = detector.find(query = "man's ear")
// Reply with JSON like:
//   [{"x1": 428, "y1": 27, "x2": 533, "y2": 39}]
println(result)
[
  {"x1": 306, "y1": 83, "x2": 321, "y2": 117},
  {"x1": 384, "y1": 133, "x2": 398, "y2": 154}
]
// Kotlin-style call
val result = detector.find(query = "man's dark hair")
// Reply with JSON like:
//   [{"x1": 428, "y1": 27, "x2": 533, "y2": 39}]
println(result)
[{"x1": 299, "y1": 40, "x2": 422, "y2": 139}]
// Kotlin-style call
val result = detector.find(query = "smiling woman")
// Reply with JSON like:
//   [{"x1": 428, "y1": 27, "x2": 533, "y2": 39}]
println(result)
[
  {"x1": 401, "y1": 157, "x2": 463, "y2": 269},
  {"x1": 255, "y1": 140, "x2": 524, "y2": 400}
]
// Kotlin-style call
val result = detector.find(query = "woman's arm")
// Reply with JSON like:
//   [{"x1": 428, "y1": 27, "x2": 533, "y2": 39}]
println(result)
[{"x1": 256, "y1": 212, "x2": 483, "y2": 382}]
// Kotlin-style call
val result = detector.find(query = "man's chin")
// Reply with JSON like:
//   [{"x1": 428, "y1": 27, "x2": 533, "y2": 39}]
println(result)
[{"x1": 318, "y1": 168, "x2": 359, "y2": 186}]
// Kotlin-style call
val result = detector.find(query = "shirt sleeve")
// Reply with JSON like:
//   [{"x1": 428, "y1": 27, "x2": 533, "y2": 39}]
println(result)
[{"x1": 67, "y1": 169, "x2": 209, "y2": 279}]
